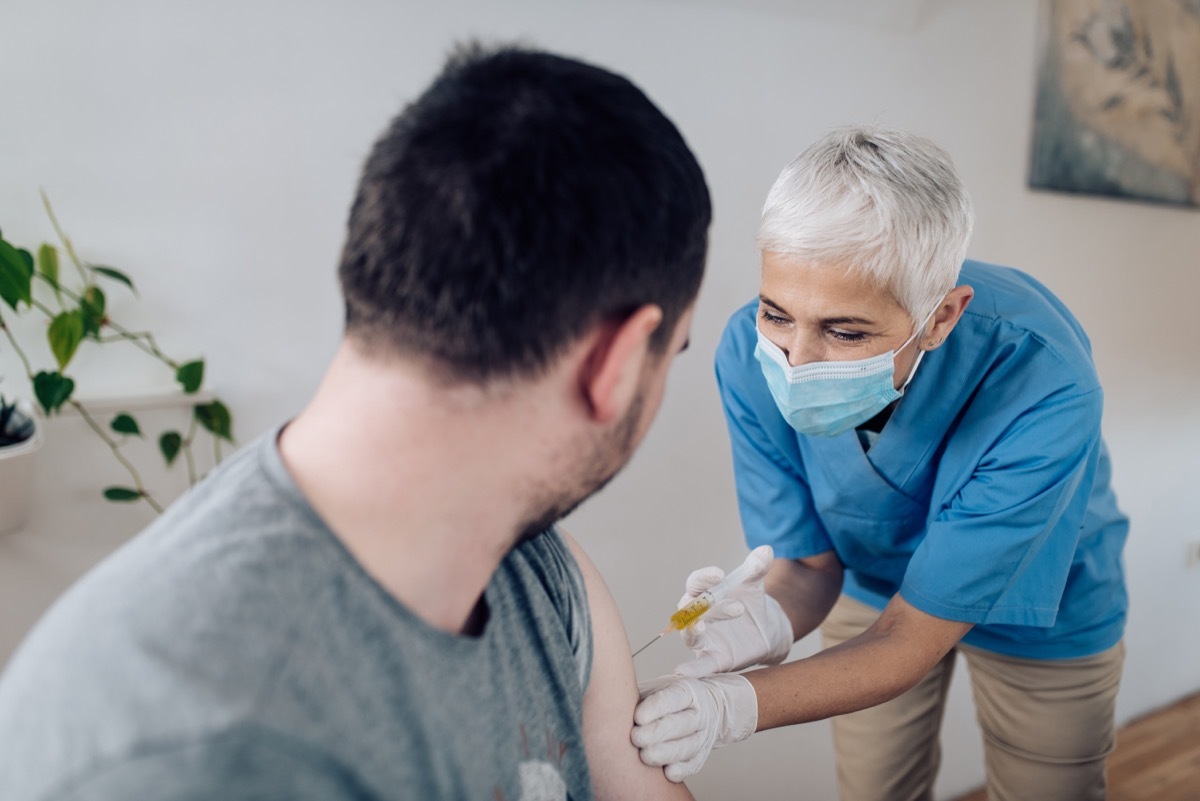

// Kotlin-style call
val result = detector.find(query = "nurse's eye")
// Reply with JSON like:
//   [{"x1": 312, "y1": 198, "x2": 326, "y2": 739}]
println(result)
[
  {"x1": 760, "y1": 308, "x2": 790, "y2": 326},
  {"x1": 828, "y1": 328, "x2": 868, "y2": 343}
]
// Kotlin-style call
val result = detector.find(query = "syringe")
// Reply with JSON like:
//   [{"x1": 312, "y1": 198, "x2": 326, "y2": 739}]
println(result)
[{"x1": 631, "y1": 556, "x2": 759, "y2": 658}]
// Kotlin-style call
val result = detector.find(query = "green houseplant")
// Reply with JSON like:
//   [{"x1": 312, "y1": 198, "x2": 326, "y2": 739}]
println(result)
[{"x1": 0, "y1": 194, "x2": 233, "y2": 515}]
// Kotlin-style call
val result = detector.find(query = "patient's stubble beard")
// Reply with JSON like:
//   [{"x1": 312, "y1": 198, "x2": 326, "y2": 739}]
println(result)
[{"x1": 515, "y1": 390, "x2": 646, "y2": 544}]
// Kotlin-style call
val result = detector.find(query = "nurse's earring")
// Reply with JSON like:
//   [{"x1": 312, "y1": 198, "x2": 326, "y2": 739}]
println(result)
[{"x1": 925, "y1": 338, "x2": 943, "y2": 349}]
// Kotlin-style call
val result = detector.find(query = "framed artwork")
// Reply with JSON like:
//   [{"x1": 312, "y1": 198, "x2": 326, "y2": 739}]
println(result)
[{"x1": 1029, "y1": 0, "x2": 1200, "y2": 207}]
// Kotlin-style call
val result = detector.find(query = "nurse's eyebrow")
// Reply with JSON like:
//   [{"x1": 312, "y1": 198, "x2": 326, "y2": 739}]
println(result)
[
  {"x1": 820, "y1": 315, "x2": 876, "y2": 326},
  {"x1": 760, "y1": 295, "x2": 876, "y2": 327},
  {"x1": 759, "y1": 295, "x2": 792, "y2": 316}
]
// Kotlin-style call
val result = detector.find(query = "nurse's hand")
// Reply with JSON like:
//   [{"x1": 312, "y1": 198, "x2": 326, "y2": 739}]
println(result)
[
  {"x1": 633, "y1": 673, "x2": 758, "y2": 782},
  {"x1": 674, "y1": 545, "x2": 794, "y2": 677}
]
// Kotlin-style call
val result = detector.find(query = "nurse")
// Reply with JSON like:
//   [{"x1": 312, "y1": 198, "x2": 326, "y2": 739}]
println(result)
[{"x1": 632, "y1": 127, "x2": 1129, "y2": 801}]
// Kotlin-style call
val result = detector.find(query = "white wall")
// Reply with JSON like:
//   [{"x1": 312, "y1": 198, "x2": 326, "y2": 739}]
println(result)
[{"x1": 1, "y1": 2, "x2": 1197, "y2": 799}]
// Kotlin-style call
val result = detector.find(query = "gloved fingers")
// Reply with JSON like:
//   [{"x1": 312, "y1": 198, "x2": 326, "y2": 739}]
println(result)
[
  {"x1": 637, "y1": 727, "x2": 711, "y2": 771},
  {"x1": 631, "y1": 707, "x2": 704, "y2": 750},
  {"x1": 636, "y1": 674, "x2": 679, "y2": 698},
  {"x1": 663, "y1": 741, "x2": 715, "y2": 783},
  {"x1": 740, "y1": 544, "x2": 775, "y2": 582},
  {"x1": 633, "y1": 680, "x2": 697, "y2": 725},
  {"x1": 671, "y1": 653, "x2": 722, "y2": 678},
  {"x1": 664, "y1": 764, "x2": 690, "y2": 784},
  {"x1": 698, "y1": 598, "x2": 744, "y2": 623},
  {"x1": 681, "y1": 566, "x2": 725, "y2": 600},
  {"x1": 679, "y1": 547, "x2": 776, "y2": 607},
  {"x1": 679, "y1": 621, "x2": 710, "y2": 652},
  {"x1": 679, "y1": 600, "x2": 744, "y2": 652}
]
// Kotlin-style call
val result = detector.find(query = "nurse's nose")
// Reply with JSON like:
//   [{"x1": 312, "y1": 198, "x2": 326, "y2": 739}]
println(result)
[{"x1": 780, "y1": 334, "x2": 823, "y2": 368}]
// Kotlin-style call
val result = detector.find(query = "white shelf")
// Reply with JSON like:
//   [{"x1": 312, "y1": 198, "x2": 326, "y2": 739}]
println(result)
[{"x1": 52, "y1": 388, "x2": 216, "y2": 416}]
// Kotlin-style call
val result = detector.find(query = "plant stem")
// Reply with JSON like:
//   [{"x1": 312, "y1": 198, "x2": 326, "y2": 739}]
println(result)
[
  {"x1": 93, "y1": 329, "x2": 178, "y2": 368},
  {"x1": 0, "y1": 318, "x2": 37, "y2": 381},
  {"x1": 183, "y1": 414, "x2": 199, "y2": 486},
  {"x1": 31, "y1": 298, "x2": 59, "y2": 318},
  {"x1": 41, "y1": 191, "x2": 90, "y2": 285},
  {"x1": 71, "y1": 400, "x2": 165, "y2": 514}
]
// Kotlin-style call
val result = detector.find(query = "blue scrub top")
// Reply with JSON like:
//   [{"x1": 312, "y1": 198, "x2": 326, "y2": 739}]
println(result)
[{"x1": 715, "y1": 260, "x2": 1128, "y2": 659}]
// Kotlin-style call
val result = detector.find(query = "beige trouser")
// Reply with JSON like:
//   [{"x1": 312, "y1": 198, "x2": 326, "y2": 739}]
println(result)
[{"x1": 819, "y1": 595, "x2": 1125, "y2": 801}]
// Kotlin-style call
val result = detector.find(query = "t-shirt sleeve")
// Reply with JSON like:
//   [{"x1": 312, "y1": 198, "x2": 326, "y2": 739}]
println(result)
[
  {"x1": 715, "y1": 306, "x2": 834, "y2": 560},
  {"x1": 44, "y1": 730, "x2": 379, "y2": 801},
  {"x1": 529, "y1": 529, "x2": 594, "y2": 695},
  {"x1": 900, "y1": 384, "x2": 1104, "y2": 627}
]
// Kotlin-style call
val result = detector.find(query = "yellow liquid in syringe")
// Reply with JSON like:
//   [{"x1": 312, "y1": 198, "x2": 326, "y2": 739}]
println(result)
[
  {"x1": 632, "y1": 592, "x2": 717, "y2": 658},
  {"x1": 633, "y1": 552, "x2": 765, "y2": 658},
  {"x1": 667, "y1": 594, "x2": 713, "y2": 630}
]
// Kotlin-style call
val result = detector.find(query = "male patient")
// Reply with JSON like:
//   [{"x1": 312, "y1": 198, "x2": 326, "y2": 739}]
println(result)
[{"x1": 0, "y1": 44, "x2": 709, "y2": 800}]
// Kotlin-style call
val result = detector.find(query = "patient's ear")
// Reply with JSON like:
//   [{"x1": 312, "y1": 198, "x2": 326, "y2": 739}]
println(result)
[{"x1": 578, "y1": 305, "x2": 663, "y2": 424}]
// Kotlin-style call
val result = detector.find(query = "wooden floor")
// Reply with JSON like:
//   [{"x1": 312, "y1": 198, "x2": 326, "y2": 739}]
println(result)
[{"x1": 952, "y1": 691, "x2": 1200, "y2": 801}]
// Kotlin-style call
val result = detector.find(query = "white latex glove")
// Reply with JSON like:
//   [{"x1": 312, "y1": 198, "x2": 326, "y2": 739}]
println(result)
[
  {"x1": 673, "y1": 544, "x2": 794, "y2": 677},
  {"x1": 632, "y1": 673, "x2": 758, "y2": 783}
]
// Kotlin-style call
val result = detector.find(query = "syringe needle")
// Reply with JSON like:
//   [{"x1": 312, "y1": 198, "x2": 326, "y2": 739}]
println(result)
[{"x1": 631, "y1": 632, "x2": 665, "y2": 658}]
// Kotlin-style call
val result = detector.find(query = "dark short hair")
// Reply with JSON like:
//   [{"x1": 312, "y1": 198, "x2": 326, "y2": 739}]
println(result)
[{"x1": 338, "y1": 43, "x2": 711, "y2": 381}]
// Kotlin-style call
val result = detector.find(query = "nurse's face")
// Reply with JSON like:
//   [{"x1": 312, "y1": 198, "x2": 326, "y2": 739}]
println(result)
[{"x1": 757, "y1": 251, "x2": 924, "y2": 389}]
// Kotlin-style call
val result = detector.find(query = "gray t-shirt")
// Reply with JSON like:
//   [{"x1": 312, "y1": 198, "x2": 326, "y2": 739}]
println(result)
[{"x1": 0, "y1": 427, "x2": 595, "y2": 800}]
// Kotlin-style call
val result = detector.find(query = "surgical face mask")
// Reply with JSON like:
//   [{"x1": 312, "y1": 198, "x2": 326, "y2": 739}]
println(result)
[{"x1": 754, "y1": 309, "x2": 935, "y2": 437}]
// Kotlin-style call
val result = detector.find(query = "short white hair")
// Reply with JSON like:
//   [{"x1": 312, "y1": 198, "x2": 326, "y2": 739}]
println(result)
[{"x1": 757, "y1": 126, "x2": 975, "y2": 321}]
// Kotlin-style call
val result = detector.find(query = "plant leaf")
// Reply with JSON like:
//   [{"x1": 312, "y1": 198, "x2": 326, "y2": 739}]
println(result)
[
  {"x1": 37, "y1": 243, "x2": 60, "y2": 290},
  {"x1": 48, "y1": 309, "x2": 85, "y2": 370},
  {"x1": 159, "y1": 431, "x2": 183, "y2": 465},
  {"x1": 103, "y1": 486, "x2": 142, "y2": 502},
  {"x1": 80, "y1": 285, "x2": 106, "y2": 338},
  {"x1": 32, "y1": 371, "x2": 75, "y2": 414},
  {"x1": 90, "y1": 265, "x2": 137, "y2": 296},
  {"x1": 110, "y1": 412, "x2": 141, "y2": 437},
  {"x1": 194, "y1": 399, "x2": 233, "y2": 442},
  {"x1": 0, "y1": 238, "x2": 33, "y2": 311},
  {"x1": 176, "y1": 359, "x2": 205, "y2": 394}
]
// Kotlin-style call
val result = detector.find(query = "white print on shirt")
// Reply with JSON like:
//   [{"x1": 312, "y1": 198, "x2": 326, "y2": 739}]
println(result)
[{"x1": 518, "y1": 760, "x2": 568, "y2": 801}]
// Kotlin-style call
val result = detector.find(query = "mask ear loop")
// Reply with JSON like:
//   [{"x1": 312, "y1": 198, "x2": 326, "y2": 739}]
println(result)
[
  {"x1": 896, "y1": 305, "x2": 939, "y2": 393},
  {"x1": 899, "y1": 350, "x2": 926, "y2": 392}
]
